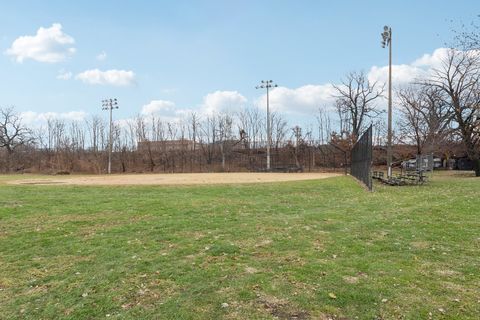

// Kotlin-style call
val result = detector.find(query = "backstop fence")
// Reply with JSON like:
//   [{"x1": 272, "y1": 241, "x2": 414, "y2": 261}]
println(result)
[{"x1": 351, "y1": 125, "x2": 373, "y2": 191}]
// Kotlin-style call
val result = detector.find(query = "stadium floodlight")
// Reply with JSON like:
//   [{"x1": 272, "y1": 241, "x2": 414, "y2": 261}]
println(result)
[
  {"x1": 381, "y1": 26, "x2": 391, "y2": 48},
  {"x1": 102, "y1": 98, "x2": 119, "y2": 174},
  {"x1": 381, "y1": 25, "x2": 393, "y2": 178},
  {"x1": 255, "y1": 80, "x2": 278, "y2": 171}
]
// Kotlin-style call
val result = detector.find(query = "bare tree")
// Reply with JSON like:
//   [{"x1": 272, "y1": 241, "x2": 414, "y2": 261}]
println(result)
[
  {"x1": 452, "y1": 16, "x2": 480, "y2": 50},
  {"x1": 217, "y1": 113, "x2": 234, "y2": 171},
  {"x1": 334, "y1": 99, "x2": 350, "y2": 139},
  {"x1": 34, "y1": 125, "x2": 48, "y2": 149},
  {"x1": 0, "y1": 107, "x2": 33, "y2": 154},
  {"x1": 372, "y1": 118, "x2": 386, "y2": 148},
  {"x1": 291, "y1": 126, "x2": 303, "y2": 167},
  {"x1": 271, "y1": 111, "x2": 288, "y2": 150},
  {"x1": 200, "y1": 115, "x2": 218, "y2": 168},
  {"x1": 187, "y1": 112, "x2": 200, "y2": 171},
  {"x1": 333, "y1": 71, "x2": 385, "y2": 141},
  {"x1": 86, "y1": 115, "x2": 104, "y2": 152},
  {"x1": 422, "y1": 49, "x2": 480, "y2": 176},
  {"x1": 0, "y1": 107, "x2": 33, "y2": 171},
  {"x1": 397, "y1": 85, "x2": 451, "y2": 155},
  {"x1": 114, "y1": 122, "x2": 129, "y2": 173},
  {"x1": 85, "y1": 115, "x2": 107, "y2": 172},
  {"x1": 166, "y1": 121, "x2": 178, "y2": 172},
  {"x1": 135, "y1": 115, "x2": 156, "y2": 172},
  {"x1": 316, "y1": 107, "x2": 331, "y2": 144},
  {"x1": 70, "y1": 120, "x2": 86, "y2": 152},
  {"x1": 237, "y1": 106, "x2": 263, "y2": 149},
  {"x1": 187, "y1": 112, "x2": 199, "y2": 149}
]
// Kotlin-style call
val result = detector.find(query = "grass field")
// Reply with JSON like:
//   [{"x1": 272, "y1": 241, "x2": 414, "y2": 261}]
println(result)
[{"x1": 0, "y1": 172, "x2": 478, "y2": 319}]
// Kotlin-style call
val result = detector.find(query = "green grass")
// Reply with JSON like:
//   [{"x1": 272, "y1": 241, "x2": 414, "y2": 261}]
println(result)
[{"x1": 0, "y1": 173, "x2": 479, "y2": 319}]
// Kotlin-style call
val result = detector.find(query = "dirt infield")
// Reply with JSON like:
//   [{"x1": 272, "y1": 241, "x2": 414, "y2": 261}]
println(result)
[{"x1": 8, "y1": 172, "x2": 340, "y2": 186}]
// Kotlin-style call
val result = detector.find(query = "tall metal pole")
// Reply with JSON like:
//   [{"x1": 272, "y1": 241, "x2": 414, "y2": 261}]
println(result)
[
  {"x1": 382, "y1": 26, "x2": 393, "y2": 178},
  {"x1": 266, "y1": 85, "x2": 271, "y2": 170},
  {"x1": 256, "y1": 80, "x2": 278, "y2": 171},
  {"x1": 108, "y1": 106, "x2": 113, "y2": 174},
  {"x1": 102, "y1": 98, "x2": 118, "y2": 174},
  {"x1": 387, "y1": 29, "x2": 393, "y2": 178}
]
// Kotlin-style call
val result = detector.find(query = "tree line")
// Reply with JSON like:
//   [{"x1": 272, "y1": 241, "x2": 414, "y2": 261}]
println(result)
[{"x1": 0, "y1": 104, "x2": 357, "y2": 174}]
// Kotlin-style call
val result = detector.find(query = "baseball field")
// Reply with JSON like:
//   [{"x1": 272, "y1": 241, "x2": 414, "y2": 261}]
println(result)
[{"x1": 0, "y1": 172, "x2": 478, "y2": 319}]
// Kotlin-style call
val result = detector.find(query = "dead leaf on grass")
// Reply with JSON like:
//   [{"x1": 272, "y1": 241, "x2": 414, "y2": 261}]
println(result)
[{"x1": 328, "y1": 292, "x2": 337, "y2": 299}]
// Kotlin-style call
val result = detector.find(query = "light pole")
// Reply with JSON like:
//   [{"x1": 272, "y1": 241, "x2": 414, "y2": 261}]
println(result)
[
  {"x1": 381, "y1": 25, "x2": 393, "y2": 178},
  {"x1": 102, "y1": 98, "x2": 119, "y2": 174},
  {"x1": 256, "y1": 80, "x2": 278, "y2": 171}
]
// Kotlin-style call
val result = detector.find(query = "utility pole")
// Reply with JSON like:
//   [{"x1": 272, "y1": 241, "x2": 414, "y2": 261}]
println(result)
[
  {"x1": 293, "y1": 125, "x2": 302, "y2": 168},
  {"x1": 381, "y1": 26, "x2": 393, "y2": 178},
  {"x1": 102, "y1": 98, "x2": 119, "y2": 174},
  {"x1": 255, "y1": 80, "x2": 278, "y2": 170}
]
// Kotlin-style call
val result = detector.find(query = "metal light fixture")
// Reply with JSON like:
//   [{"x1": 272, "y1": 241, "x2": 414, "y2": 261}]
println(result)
[
  {"x1": 102, "y1": 98, "x2": 119, "y2": 174},
  {"x1": 255, "y1": 80, "x2": 278, "y2": 171},
  {"x1": 381, "y1": 25, "x2": 391, "y2": 48},
  {"x1": 381, "y1": 25, "x2": 393, "y2": 178}
]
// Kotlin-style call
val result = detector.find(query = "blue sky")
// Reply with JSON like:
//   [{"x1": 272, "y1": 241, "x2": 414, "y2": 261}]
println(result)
[{"x1": 0, "y1": 0, "x2": 478, "y2": 126}]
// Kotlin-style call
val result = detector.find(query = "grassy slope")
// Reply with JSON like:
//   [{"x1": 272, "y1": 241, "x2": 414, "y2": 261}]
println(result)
[{"x1": 0, "y1": 173, "x2": 478, "y2": 319}]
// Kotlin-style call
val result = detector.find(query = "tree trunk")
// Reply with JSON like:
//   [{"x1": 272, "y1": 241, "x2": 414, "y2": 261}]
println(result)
[{"x1": 474, "y1": 158, "x2": 480, "y2": 177}]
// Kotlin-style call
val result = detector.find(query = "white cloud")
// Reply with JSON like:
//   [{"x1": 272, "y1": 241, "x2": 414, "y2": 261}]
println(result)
[
  {"x1": 412, "y1": 47, "x2": 451, "y2": 68},
  {"x1": 114, "y1": 118, "x2": 135, "y2": 129},
  {"x1": 141, "y1": 100, "x2": 176, "y2": 115},
  {"x1": 76, "y1": 69, "x2": 136, "y2": 86},
  {"x1": 96, "y1": 51, "x2": 107, "y2": 61},
  {"x1": 140, "y1": 91, "x2": 248, "y2": 122},
  {"x1": 367, "y1": 47, "x2": 460, "y2": 86},
  {"x1": 5, "y1": 23, "x2": 76, "y2": 63},
  {"x1": 56, "y1": 69, "x2": 72, "y2": 80},
  {"x1": 257, "y1": 84, "x2": 336, "y2": 115},
  {"x1": 140, "y1": 100, "x2": 191, "y2": 122},
  {"x1": 367, "y1": 64, "x2": 426, "y2": 85},
  {"x1": 201, "y1": 90, "x2": 247, "y2": 115},
  {"x1": 20, "y1": 111, "x2": 87, "y2": 126}
]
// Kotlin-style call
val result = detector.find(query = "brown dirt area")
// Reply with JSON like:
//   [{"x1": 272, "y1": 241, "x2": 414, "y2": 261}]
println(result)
[{"x1": 7, "y1": 172, "x2": 340, "y2": 186}]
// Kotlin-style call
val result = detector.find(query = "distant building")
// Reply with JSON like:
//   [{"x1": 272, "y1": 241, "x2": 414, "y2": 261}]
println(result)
[
  {"x1": 214, "y1": 139, "x2": 246, "y2": 151},
  {"x1": 137, "y1": 140, "x2": 195, "y2": 152}
]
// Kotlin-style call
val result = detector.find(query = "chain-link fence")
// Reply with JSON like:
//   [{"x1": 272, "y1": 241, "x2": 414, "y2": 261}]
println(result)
[{"x1": 351, "y1": 125, "x2": 373, "y2": 191}]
